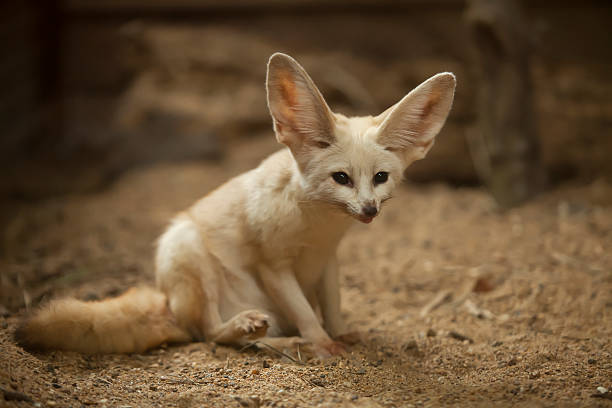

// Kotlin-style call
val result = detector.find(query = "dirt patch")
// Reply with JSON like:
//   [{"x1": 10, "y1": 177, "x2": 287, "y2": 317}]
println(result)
[{"x1": 1, "y1": 139, "x2": 611, "y2": 407}]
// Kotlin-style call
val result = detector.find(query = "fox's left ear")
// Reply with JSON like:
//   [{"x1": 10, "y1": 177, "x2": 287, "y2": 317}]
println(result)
[
  {"x1": 376, "y1": 73, "x2": 456, "y2": 163},
  {"x1": 266, "y1": 53, "x2": 336, "y2": 154}
]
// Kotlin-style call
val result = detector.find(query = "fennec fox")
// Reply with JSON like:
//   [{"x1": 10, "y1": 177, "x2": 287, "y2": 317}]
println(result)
[{"x1": 16, "y1": 53, "x2": 455, "y2": 357}]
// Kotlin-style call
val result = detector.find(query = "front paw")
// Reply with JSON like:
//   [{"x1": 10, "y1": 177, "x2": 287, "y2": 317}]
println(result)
[
  {"x1": 334, "y1": 331, "x2": 361, "y2": 345},
  {"x1": 314, "y1": 340, "x2": 346, "y2": 358}
]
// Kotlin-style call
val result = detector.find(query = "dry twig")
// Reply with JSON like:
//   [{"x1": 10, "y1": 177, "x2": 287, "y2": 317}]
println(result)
[{"x1": 240, "y1": 341, "x2": 303, "y2": 365}]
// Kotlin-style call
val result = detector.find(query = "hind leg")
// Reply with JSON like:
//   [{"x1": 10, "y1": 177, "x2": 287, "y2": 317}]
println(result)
[
  {"x1": 164, "y1": 271, "x2": 270, "y2": 345},
  {"x1": 162, "y1": 272, "x2": 205, "y2": 340},
  {"x1": 156, "y1": 216, "x2": 269, "y2": 346}
]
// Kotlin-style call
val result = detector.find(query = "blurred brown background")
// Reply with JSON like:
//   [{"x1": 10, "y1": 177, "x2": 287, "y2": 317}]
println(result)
[
  {"x1": 1, "y1": 4, "x2": 612, "y2": 406},
  {"x1": 1, "y1": 0, "x2": 611, "y2": 200}
]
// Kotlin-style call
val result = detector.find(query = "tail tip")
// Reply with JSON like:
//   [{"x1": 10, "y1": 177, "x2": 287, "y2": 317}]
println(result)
[{"x1": 13, "y1": 319, "x2": 41, "y2": 352}]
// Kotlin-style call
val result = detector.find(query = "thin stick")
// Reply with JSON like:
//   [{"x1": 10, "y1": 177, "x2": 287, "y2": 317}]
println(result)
[
  {"x1": 242, "y1": 341, "x2": 303, "y2": 364},
  {"x1": 160, "y1": 375, "x2": 204, "y2": 386},
  {"x1": 420, "y1": 289, "x2": 453, "y2": 317}
]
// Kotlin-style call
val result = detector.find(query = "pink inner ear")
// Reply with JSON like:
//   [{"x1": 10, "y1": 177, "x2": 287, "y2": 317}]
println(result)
[
  {"x1": 278, "y1": 72, "x2": 298, "y2": 124},
  {"x1": 420, "y1": 90, "x2": 441, "y2": 121},
  {"x1": 279, "y1": 73, "x2": 297, "y2": 106}
]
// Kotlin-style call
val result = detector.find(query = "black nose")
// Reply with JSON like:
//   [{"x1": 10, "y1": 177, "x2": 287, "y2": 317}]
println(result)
[{"x1": 362, "y1": 206, "x2": 378, "y2": 217}]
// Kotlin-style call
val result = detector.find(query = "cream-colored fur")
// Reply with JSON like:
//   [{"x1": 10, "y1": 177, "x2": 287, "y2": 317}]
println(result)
[
  {"x1": 16, "y1": 53, "x2": 455, "y2": 357},
  {"x1": 15, "y1": 287, "x2": 190, "y2": 353}
]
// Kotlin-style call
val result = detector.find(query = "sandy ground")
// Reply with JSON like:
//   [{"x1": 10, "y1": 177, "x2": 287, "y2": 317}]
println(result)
[{"x1": 1, "y1": 137, "x2": 611, "y2": 407}]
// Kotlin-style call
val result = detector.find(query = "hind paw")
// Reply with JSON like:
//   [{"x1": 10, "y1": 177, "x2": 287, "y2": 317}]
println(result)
[{"x1": 234, "y1": 310, "x2": 269, "y2": 340}]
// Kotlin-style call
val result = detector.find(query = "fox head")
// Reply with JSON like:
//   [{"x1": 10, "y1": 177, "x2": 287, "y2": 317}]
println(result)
[{"x1": 266, "y1": 53, "x2": 456, "y2": 223}]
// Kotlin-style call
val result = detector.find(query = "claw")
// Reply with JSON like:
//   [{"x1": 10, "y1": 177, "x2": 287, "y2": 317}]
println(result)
[{"x1": 236, "y1": 310, "x2": 270, "y2": 340}]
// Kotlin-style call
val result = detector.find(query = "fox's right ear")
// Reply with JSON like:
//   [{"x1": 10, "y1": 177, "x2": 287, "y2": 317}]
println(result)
[
  {"x1": 376, "y1": 72, "x2": 456, "y2": 164},
  {"x1": 266, "y1": 53, "x2": 336, "y2": 152}
]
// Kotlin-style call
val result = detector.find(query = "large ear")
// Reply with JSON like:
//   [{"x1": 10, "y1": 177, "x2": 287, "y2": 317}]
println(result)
[
  {"x1": 376, "y1": 72, "x2": 456, "y2": 163},
  {"x1": 266, "y1": 53, "x2": 336, "y2": 151}
]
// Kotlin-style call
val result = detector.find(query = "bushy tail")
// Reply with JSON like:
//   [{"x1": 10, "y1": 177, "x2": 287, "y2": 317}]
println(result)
[{"x1": 15, "y1": 287, "x2": 190, "y2": 354}]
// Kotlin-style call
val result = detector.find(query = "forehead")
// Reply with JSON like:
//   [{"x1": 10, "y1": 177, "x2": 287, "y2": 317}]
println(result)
[
  {"x1": 333, "y1": 114, "x2": 381, "y2": 143},
  {"x1": 329, "y1": 115, "x2": 394, "y2": 171}
]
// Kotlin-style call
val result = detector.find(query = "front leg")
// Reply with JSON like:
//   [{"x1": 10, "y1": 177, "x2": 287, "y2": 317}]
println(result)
[
  {"x1": 318, "y1": 257, "x2": 346, "y2": 338},
  {"x1": 259, "y1": 263, "x2": 345, "y2": 357}
]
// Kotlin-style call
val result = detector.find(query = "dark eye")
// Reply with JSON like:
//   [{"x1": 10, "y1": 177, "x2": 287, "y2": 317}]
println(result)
[
  {"x1": 332, "y1": 172, "x2": 351, "y2": 186},
  {"x1": 374, "y1": 172, "x2": 389, "y2": 184}
]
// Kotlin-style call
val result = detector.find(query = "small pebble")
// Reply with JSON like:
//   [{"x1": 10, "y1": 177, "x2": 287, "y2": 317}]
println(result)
[
  {"x1": 0, "y1": 304, "x2": 10, "y2": 317},
  {"x1": 310, "y1": 378, "x2": 325, "y2": 387},
  {"x1": 448, "y1": 331, "x2": 474, "y2": 344}
]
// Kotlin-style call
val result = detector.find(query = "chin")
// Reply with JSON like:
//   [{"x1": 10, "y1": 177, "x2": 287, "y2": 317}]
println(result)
[{"x1": 354, "y1": 214, "x2": 375, "y2": 224}]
